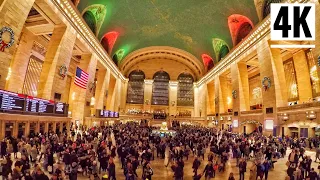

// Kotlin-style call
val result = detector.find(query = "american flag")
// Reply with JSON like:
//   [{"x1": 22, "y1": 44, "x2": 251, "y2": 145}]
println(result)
[{"x1": 74, "y1": 67, "x2": 89, "y2": 89}]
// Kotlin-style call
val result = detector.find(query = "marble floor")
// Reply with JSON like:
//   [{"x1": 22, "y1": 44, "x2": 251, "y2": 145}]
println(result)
[
  {"x1": 3, "y1": 149, "x2": 319, "y2": 180},
  {"x1": 83, "y1": 149, "x2": 319, "y2": 180}
]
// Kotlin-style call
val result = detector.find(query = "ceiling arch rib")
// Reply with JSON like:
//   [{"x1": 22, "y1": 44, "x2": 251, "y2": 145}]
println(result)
[{"x1": 119, "y1": 46, "x2": 204, "y2": 80}]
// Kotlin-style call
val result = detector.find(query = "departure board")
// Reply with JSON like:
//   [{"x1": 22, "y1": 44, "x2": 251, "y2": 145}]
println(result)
[
  {"x1": 0, "y1": 89, "x2": 67, "y2": 116},
  {"x1": 0, "y1": 90, "x2": 25, "y2": 111}
]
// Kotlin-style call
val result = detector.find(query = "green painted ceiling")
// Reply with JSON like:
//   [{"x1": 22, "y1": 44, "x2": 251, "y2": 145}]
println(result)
[{"x1": 77, "y1": 0, "x2": 259, "y2": 64}]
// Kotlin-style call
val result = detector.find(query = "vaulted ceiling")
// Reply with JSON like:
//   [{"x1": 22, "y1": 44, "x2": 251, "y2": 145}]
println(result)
[{"x1": 74, "y1": 0, "x2": 265, "y2": 73}]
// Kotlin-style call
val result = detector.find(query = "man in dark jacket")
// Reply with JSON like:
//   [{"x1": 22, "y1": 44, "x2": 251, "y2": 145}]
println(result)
[
  {"x1": 238, "y1": 158, "x2": 247, "y2": 180},
  {"x1": 192, "y1": 156, "x2": 201, "y2": 176}
]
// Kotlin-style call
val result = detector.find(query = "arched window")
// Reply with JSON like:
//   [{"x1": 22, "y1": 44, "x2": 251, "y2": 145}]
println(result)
[
  {"x1": 177, "y1": 73, "x2": 194, "y2": 106},
  {"x1": 126, "y1": 70, "x2": 145, "y2": 104},
  {"x1": 152, "y1": 71, "x2": 170, "y2": 105},
  {"x1": 82, "y1": 4, "x2": 107, "y2": 36},
  {"x1": 236, "y1": 22, "x2": 253, "y2": 45},
  {"x1": 82, "y1": 11, "x2": 96, "y2": 34},
  {"x1": 263, "y1": 0, "x2": 281, "y2": 18}
]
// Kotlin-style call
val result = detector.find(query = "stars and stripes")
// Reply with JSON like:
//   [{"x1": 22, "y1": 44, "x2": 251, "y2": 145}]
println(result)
[{"x1": 74, "y1": 67, "x2": 89, "y2": 89}]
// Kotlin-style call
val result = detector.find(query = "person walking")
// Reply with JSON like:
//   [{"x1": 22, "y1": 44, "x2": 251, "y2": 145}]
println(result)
[{"x1": 239, "y1": 158, "x2": 247, "y2": 180}]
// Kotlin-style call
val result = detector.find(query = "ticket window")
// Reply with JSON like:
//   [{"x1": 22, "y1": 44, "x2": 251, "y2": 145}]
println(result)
[
  {"x1": 5, "y1": 123, "x2": 14, "y2": 138},
  {"x1": 18, "y1": 123, "x2": 25, "y2": 138},
  {"x1": 30, "y1": 123, "x2": 36, "y2": 136},
  {"x1": 48, "y1": 123, "x2": 53, "y2": 133},
  {"x1": 40, "y1": 123, "x2": 45, "y2": 134}
]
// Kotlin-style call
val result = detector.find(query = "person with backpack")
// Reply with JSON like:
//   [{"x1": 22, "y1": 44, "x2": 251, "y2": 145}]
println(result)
[{"x1": 263, "y1": 159, "x2": 271, "y2": 180}]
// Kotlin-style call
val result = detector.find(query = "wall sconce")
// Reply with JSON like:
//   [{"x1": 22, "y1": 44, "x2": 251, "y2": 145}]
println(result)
[
  {"x1": 6, "y1": 67, "x2": 11, "y2": 81},
  {"x1": 220, "y1": 116, "x2": 224, "y2": 121},
  {"x1": 90, "y1": 97, "x2": 95, "y2": 106},
  {"x1": 306, "y1": 111, "x2": 316, "y2": 120},
  {"x1": 227, "y1": 116, "x2": 232, "y2": 121},
  {"x1": 72, "y1": 92, "x2": 76, "y2": 100}
]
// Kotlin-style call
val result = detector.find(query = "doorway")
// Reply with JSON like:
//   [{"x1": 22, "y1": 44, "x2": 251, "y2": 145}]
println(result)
[
  {"x1": 243, "y1": 126, "x2": 246, "y2": 134},
  {"x1": 300, "y1": 128, "x2": 308, "y2": 138}
]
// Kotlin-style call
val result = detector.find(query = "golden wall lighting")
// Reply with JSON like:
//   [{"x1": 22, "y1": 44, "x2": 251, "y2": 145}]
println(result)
[
  {"x1": 72, "y1": 92, "x2": 76, "y2": 100},
  {"x1": 310, "y1": 66, "x2": 319, "y2": 82},
  {"x1": 306, "y1": 111, "x2": 316, "y2": 120},
  {"x1": 290, "y1": 84, "x2": 298, "y2": 97},
  {"x1": 90, "y1": 97, "x2": 95, "y2": 106},
  {"x1": 6, "y1": 67, "x2": 11, "y2": 81},
  {"x1": 227, "y1": 97, "x2": 232, "y2": 105}
]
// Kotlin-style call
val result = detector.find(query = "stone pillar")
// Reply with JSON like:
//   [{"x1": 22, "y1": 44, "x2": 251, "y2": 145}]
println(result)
[
  {"x1": 206, "y1": 82, "x2": 215, "y2": 115},
  {"x1": 53, "y1": 122, "x2": 57, "y2": 133},
  {"x1": 215, "y1": 76, "x2": 229, "y2": 113},
  {"x1": 169, "y1": 81, "x2": 178, "y2": 116},
  {"x1": 0, "y1": 0, "x2": 35, "y2": 89},
  {"x1": 25, "y1": 122, "x2": 30, "y2": 137},
  {"x1": 6, "y1": 28, "x2": 37, "y2": 92},
  {"x1": 113, "y1": 78, "x2": 122, "y2": 112},
  {"x1": 44, "y1": 122, "x2": 49, "y2": 133},
  {"x1": 94, "y1": 69, "x2": 110, "y2": 110},
  {"x1": 293, "y1": 50, "x2": 313, "y2": 103},
  {"x1": 231, "y1": 62, "x2": 250, "y2": 113},
  {"x1": 143, "y1": 80, "x2": 153, "y2": 112},
  {"x1": 257, "y1": 39, "x2": 287, "y2": 130},
  {"x1": 37, "y1": 25, "x2": 76, "y2": 100},
  {"x1": 120, "y1": 80, "x2": 128, "y2": 113},
  {"x1": 13, "y1": 121, "x2": 18, "y2": 137},
  {"x1": 106, "y1": 75, "x2": 116, "y2": 111},
  {"x1": 0, "y1": 120, "x2": 4, "y2": 140},
  {"x1": 36, "y1": 122, "x2": 40, "y2": 134},
  {"x1": 70, "y1": 54, "x2": 97, "y2": 124}
]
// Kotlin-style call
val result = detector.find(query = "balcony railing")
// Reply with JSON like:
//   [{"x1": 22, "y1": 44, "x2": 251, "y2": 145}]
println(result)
[
  {"x1": 278, "y1": 102, "x2": 320, "y2": 112},
  {"x1": 241, "y1": 109, "x2": 263, "y2": 115}
]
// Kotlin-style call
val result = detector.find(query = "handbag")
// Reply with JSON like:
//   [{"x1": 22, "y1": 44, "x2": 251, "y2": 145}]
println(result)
[{"x1": 286, "y1": 161, "x2": 290, "y2": 167}]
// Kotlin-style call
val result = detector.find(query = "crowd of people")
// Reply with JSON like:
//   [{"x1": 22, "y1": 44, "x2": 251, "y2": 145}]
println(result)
[{"x1": 0, "y1": 122, "x2": 319, "y2": 180}]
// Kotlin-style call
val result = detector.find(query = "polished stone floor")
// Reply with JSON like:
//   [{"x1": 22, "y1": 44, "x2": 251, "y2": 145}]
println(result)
[
  {"x1": 2, "y1": 148, "x2": 319, "y2": 180},
  {"x1": 86, "y1": 149, "x2": 319, "y2": 180}
]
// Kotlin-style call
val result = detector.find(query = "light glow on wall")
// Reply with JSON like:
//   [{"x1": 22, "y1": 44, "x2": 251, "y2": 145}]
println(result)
[
  {"x1": 101, "y1": 31, "x2": 119, "y2": 54},
  {"x1": 265, "y1": 119, "x2": 274, "y2": 130},
  {"x1": 233, "y1": 119, "x2": 239, "y2": 127}
]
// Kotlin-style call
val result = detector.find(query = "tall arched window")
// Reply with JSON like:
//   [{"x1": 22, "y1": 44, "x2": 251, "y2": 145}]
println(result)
[
  {"x1": 152, "y1": 71, "x2": 170, "y2": 105},
  {"x1": 126, "y1": 70, "x2": 145, "y2": 104},
  {"x1": 177, "y1": 73, "x2": 194, "y2": 106}
]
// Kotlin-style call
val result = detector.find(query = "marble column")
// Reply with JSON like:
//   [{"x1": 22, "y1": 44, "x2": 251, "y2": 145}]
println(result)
[
  {"x1": 206, "y1": 82, "x2": 215, "y2": 115},
  {"x1": 257, "y1": 39, "x2": 287, "y2": 131},
  {"x1": 0, "y1": 0, "x2": 35, "y2": 89},
  {"x1": 293, "y1": 50, "x2": 313, "y2": 103},
  {"x1": 70, "y1": 54, "x2": 97, "y2": 124},
  {"x1": 94, "y1": 69, "x2": 110, "y2": 110},
  {"x1": 169, "y1": 81, "x2": 178, "y2": 116},
  {"x1": 37, "y1": 25, "x2": 77, "y2": 100},
  {"x1": 5, "y1": 28, "x2": 37, "y2": 92},
  {"x1": 143, "y1": 80, "x2": 153, "y2": 112}
]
